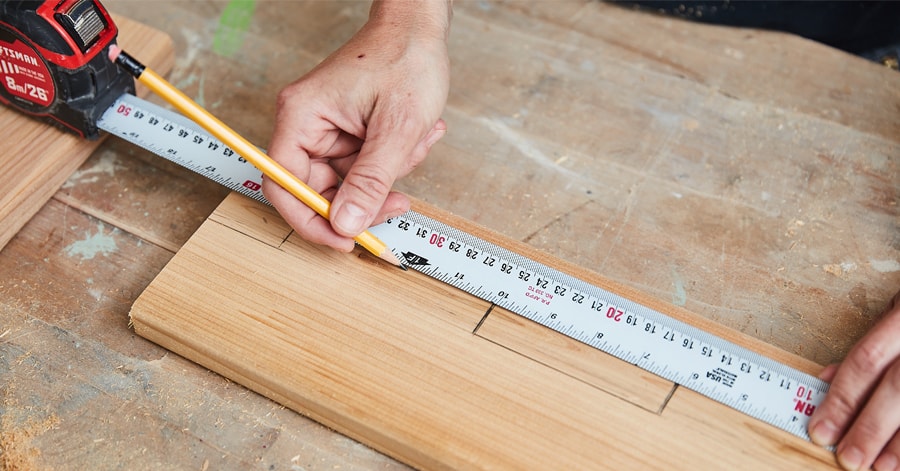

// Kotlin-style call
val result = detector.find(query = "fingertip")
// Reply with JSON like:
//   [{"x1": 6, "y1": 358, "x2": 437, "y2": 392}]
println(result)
[
  {"x1": 873, "y1": 451, "x2": 899, "y2": 471},
  {"x1": 422, "y1": 119, "x2": 448, "y2": 149},
  {"x1": 835, "y1": 445, "x2": 866, "y2": 471},
  {"x1": 302, "y1": 228, "x2": 356, "y2": 253},
  {"x1": 423, "y1": 127, "x2": 447, "y2": 149},
  {"x1": 108, "y1": 44, "x2": 121, "y2": 61},
  {"x1": 809, "y1": 418, "x2": 840, "y2": 447},
  {"x1": 332, "y1": 238, "x2": 358, "y2": 253}
]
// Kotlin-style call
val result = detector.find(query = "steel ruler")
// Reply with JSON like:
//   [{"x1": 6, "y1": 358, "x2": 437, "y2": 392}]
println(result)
[{"x1": 99, "y1": 93, "x2": 830, "y2": 445}]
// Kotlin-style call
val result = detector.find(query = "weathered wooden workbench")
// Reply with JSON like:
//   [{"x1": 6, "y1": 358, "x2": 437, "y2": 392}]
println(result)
[{"x1": 1, "y1": 1, "x2": 897, "y2": 469}]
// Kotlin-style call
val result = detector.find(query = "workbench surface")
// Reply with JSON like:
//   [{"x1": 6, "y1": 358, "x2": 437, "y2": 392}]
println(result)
[{"x1": 2, "y1": 1, "x2": 897, "y2": 469}]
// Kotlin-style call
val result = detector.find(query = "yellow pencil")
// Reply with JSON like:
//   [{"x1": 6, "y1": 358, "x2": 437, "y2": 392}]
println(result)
[{"x1": 108, "y1": 45, "x2": 403, "y2": 268}]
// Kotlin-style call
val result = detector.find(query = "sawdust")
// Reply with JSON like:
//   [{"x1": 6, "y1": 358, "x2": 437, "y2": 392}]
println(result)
[
  {"x1": 823, "y1": 262, "x2": 858, "y2": 279},
  {"x1": 823, "y1": 264, "x2": 843, "y2": 277},
  {"x1": 0, "y1": 386, "x2": 60, "y2": 471}
]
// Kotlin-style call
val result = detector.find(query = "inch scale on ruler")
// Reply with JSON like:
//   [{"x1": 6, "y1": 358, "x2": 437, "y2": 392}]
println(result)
[{"x1": 98, "y1": 93, "x2": 830, "y2": 445}]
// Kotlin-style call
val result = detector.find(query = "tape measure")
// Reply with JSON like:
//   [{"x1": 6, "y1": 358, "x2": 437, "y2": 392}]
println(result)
[
  {"x1": 98, "y1": 94, "x2": 268, "y2": 204},
  {"x1": 96, "y1": 92, "x2": 830, "y2": 445},
  {"x1": 0, "y1": 0, "x2": 134, "y2": 139},
  {"x1": 3, "y1": 0, "x2": 830, "y2": 449},
  {"x1": 371, "y1": 213, "x2": 831, "y2": 443}
]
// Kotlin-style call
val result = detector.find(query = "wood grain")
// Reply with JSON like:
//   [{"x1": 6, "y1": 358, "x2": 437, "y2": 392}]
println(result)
[
  {"x1": 131, "y1": 193, "x2": 839, "y2": 470},
  {"x1": 4, "y1": 1, "x2": 896, "y2": 468},
  {"x1": 0, "y1": 15, "x2": 174, "y2": 251}
]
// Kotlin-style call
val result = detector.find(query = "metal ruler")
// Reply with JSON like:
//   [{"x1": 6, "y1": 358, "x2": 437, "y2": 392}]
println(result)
[{"x1": 99, "y1": 93, "x2": 830, "y2": 444}]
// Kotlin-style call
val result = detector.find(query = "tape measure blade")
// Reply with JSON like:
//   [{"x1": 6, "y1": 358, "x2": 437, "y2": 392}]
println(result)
[
  {"x1": 97, "y1": 94, "x2": 269, "y2": 205},
  {"x1": 94, "y1": 91, "x2": 830, "y2": 448},
  {"x1": 370, "y1": 209, "x2": 830, "y2": 444}
]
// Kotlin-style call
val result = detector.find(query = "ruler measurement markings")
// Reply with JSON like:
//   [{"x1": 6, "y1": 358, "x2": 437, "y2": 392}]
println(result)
[
  {"x1": 99, "y1": 95, "x2": 269, "y2": 206},
  {"x1": 97, "y1": 93, "x2": 829, "y2": 447},
  {"x1": 372, "y1": 212, "x2": 829, "y2": 443}
]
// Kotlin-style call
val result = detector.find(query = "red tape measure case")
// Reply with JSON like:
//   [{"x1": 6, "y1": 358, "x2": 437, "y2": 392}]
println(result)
[{"x1": 0, "y1": 0, "x2": 133, "y2": 139}]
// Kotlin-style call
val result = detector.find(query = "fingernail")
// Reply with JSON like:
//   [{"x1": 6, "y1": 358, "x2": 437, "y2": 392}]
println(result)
[
  {"x1": 837, "y1": 446, "x2": 865, "y2": 471},
  {"x1": 809, "y1": 419, "x2": 839, "y2": 446},
  {"x1": 333, "y1": 203, "x2": 368, "y2": 236},
  {"x1": 874, "y1": 452, "x2": 898, "y2": 471}
]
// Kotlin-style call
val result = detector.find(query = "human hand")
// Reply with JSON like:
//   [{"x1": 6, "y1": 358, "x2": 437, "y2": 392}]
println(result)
[
  {"x1": 809, "y1": 289, "x2": 900, "y2": 470},
  {"x1": 265, "y1": 1, "x2": 452, "y2": 251}
]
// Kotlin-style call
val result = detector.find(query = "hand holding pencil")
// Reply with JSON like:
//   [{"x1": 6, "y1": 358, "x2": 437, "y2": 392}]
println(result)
[
  {"x1": 109, "y1": 1, "x2": 450, "y2": 263},
  {"x1": 108, "y1": 44, "x2": 404, "y2": 267},
  {"x1": 263, "y1": 3, "x2": 450, "y2": 254},
  {"x1": 108, "y1": 0, "x2": 450, "y2": 266}
]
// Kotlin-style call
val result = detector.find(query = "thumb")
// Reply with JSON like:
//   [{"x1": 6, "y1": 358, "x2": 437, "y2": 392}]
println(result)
[
  {"x1": 331, "y1": 112, "x2": 446, "y2": 237},
  {"x1": 330, "y1": 160, "x2": 394, "y2": 237},
  {"x1": 330, "y1": 124, "x2": 418, "y2": 237}
]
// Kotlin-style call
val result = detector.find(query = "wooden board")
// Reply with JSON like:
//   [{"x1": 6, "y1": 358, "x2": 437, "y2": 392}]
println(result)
[
  {"x1": 0, "y1": 15, "x2": 174, "y2": 252},
  {"x1": 3, "y1": 1, "x2": 897, "y2": 468},
  {"x1": 131, "y1": 193, "x2": 837, "y2": 470}
]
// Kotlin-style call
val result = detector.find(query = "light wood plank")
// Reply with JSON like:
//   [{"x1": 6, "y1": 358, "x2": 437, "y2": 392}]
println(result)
[
  {"x1": 477, "y1": 307, "x2": 675, "y2": 413},
  {"x1": 0, "y1": 15, "x2": 174, "y2": 251},
  {"x1": 131, "y1": 194, "x2": 839, "y2": 469},
  {"x1": 5, "y1": 1, "x2": 894, "y2": 467},
  {"x1": 208, "y1": 193, "x2": 290, "y2": 248}
]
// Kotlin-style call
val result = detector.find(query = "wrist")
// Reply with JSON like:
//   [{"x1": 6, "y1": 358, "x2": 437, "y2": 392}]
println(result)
[{"x1": 368, "y1": 0, "x2": 453, "y2": 41}]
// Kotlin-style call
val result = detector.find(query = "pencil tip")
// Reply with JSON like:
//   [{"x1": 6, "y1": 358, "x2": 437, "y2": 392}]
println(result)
[{"x1": 379, "y1": 250, "x2": 407, "y2": 270}]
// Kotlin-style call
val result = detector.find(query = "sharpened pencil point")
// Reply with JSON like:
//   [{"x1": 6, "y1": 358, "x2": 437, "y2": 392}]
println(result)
[{"x1": 379, "y1": 250, "x2": 405, "y2": 270}]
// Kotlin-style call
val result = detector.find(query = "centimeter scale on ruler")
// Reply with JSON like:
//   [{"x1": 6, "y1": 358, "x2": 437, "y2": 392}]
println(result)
[{"x1": 99, "y1": 93, "x2": 830, "y2": 444}]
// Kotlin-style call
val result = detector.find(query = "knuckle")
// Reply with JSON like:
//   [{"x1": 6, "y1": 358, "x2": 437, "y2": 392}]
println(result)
[
  {"x1": 374, "y1": 103, "x2": 428, "y2": 137},
  {"x1": 395, "y1": 114, "x2": 423, "y2": 136},
  {"x1": 275, "y1": 86, "x2": 297, "y2": 110},
  {"x1": 275, "y1": 81, "x2": 312, "y2": 111},
  {"x1": 850, "y1": 420, "x2": 882, "y2": 444},
  {"x1": 848, "y1": 341, "x2": 890, "y2": 377},
  {"x1": 343, "y1": 166, "x2": 393, "y2": 203},
  {"x1": 823, "y1": 390, "x2": 857, "y2": 420}
]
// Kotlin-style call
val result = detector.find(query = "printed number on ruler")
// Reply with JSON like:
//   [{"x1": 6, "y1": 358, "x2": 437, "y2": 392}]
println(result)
[
  {"x1": 98, "y1": 94, "x2": 269, "y2": 204},
  {"x1": 369, "y1": 211, "x2": 829, "y2": 443}
]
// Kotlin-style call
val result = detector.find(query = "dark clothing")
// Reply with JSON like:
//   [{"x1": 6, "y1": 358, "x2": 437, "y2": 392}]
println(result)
[{"x1": 620, "y1": 1, "x2": 900, "y2": 55}]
